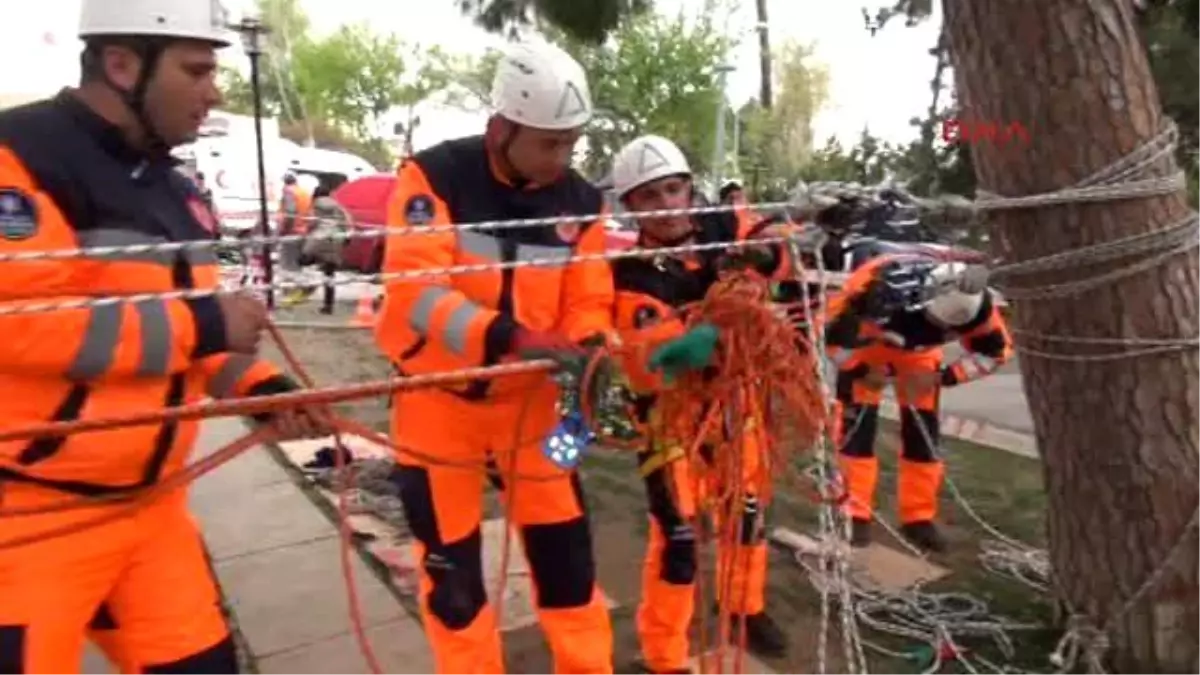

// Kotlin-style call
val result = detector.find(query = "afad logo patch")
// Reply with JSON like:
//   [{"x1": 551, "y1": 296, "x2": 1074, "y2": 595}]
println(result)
[
  {"x1": 0, "y1": 188, "x2": 38, "y2": 241},
  {"x1": 404, "y1": 195, "x2": 435, "y2": 225},
  {"x1": 187, "y1": 199, "x2": 218, "y2": 234}
]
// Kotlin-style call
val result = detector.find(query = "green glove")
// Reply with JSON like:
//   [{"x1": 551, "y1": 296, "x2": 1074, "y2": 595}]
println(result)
[{"x1": 648, "y1": 323, "x2": 719, "y2": 380}]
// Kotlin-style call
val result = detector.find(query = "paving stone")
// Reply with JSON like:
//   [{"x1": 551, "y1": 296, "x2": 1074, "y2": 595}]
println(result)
[
  {"x1": 391, "y1": 518, "x2": 619, "y2": 633},
  {"x1": 189, "y1": 446, "x2": 294, "y2": 501},
  {"x1": 186, "y1": 418, "x2": 293, "y2": 502},
  {"x1": 193, "y1": 480, "x2": 336, "y2": 561},
  {"x1": 850, "y1": 540, "x2": 949, "y2": 591},
  {"x1": 257, "y1": 615, "x2": 432, "y2": 674},
  {"x1": 215, "y1": 536, "x2": 406, "y2": 656}
]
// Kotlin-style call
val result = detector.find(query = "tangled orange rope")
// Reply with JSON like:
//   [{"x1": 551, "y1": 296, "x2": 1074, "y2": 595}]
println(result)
[{"x1": 632, "y1": 271, "x2": 829, "y2": 672}]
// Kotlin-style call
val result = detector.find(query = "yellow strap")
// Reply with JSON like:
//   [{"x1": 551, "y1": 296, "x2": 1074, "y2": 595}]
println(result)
[{"x1": 638, "y1": 441, "x2": 686, "y2": 477}]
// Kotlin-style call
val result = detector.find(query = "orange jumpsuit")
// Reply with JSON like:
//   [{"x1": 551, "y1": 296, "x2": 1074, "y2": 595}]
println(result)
[
  {"x1": 375, "y1": 136, "x2": 616, "y2": 674},
  {"x1": 611, "y1": 211, "x2": 792, "y2": 673},
  {"x1": 0, "y1": 92, "x2": 293, "y2": 673},
  {"x1": 279, "y1": 183, "x2": 313, "y2": 235},
  {"x1": 826, "y1": 262, "x2": 1014, "y2": 526}
]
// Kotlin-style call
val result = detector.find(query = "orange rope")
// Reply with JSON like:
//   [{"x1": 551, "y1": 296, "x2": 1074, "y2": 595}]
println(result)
[{"x1": 648, "y1": 271, "x2": 829, "y2": 672}]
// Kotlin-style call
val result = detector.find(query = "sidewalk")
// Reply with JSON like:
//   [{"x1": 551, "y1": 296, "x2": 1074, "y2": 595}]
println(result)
[
  {"x1": 84, "y1": 417, "x2": 434, "y2": 674},
  {"x1": 878, "y1": 399, "x2": 1038, "y2": 459}
]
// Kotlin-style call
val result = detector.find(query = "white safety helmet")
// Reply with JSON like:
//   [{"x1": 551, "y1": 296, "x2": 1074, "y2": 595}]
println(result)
[
  {"x1": 491, "y1": 41, "x2": 593, "y2": 131},
  {"x1": 924, "y1": 262, "x2": 985, "y2": 326},
  {"x1": 80, "y1": 0, "x2": 234, "y2": 47},
  {"x1": 611, "y1": 135, "x2": 692, "y2": 200}
]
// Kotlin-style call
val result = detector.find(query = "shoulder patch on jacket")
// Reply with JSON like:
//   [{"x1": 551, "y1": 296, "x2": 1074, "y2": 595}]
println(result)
[
  {"x1": 633, "y1": 304, "x2": 660, "y2": 328},
  {"x1": 0, "y1": 188, "x2": 38, "y2": 240},
  {"x1": 404, "y1": 195, "x2": 435, "y2": 224}
]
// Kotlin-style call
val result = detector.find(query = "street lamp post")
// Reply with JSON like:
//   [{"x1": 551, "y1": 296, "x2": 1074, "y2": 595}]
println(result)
[
  {"x1": 233, "y1": 16, "x2": 276, "y2": 310},
  {"x1": 711, "y1": 63, "x2": 736, "y2": 202}
]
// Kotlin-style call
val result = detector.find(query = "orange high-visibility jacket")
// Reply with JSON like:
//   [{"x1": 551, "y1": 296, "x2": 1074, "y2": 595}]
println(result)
[
  {"x1": 279, "y1": 185, "x2": 313, "y2": 234},
  {"x1": 0, "y1": 92, "x2": 290, "y2": 496},
  {"x1": 375, "y1": 136, "x2": 615, "y2": 401}
]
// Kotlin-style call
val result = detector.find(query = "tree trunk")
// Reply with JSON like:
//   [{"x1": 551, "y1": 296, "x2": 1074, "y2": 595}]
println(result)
[
  {"x1": 754, "y1": 0, "x2": 773, "y2": 109},
  {"x1": 942, "y1": 0, "x2": 1199, "y2": 672}
]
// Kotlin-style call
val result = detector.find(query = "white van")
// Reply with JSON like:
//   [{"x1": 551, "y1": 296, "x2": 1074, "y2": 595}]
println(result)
[
  {"x1": 283, "y1": 145, "x2": 378, "y2": 195},
  {"x1": 172, "y1": 111, "x2": 291, "y2": 233}
]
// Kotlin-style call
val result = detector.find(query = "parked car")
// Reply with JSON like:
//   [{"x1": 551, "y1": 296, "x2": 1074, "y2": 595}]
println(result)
[{"x1": 333, "y1": 174, "x2": 395, "y2": 273}]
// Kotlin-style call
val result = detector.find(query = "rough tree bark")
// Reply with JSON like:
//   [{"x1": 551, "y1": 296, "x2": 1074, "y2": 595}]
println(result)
[{"x1": 942, "y1": 0, "x2": 1199, "y2": 672}]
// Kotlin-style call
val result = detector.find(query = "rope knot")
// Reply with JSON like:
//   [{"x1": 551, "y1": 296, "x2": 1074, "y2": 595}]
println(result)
[{"x1": 1050, "y1": 614, "x2": 1109, "y2": 673}]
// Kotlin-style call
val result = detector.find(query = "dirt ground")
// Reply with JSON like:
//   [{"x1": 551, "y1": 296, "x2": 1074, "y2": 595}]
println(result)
[{"x1": 263, "y1": 300, "x2": 1057, "y2": 674}]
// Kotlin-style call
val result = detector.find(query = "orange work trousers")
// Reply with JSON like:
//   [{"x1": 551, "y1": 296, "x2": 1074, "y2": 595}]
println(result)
[
  {"x1": 635, "y1": 417, "x2": 769, "y2": 673},
  {"x1": 390, "y1": 385, "x2": 612, "y2": 674},
  {"x1": 833, "y1": 344, "x2": 945, "y2": 525},
  {"x1": 0, "y1": 487, "x2": 235, "y2": 674}
]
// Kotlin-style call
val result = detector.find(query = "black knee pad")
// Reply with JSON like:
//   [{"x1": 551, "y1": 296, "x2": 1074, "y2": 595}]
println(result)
[
  {"x1": 660, "y1": 523, "x2": 697, "y2": 585},
  {"x1": 522, "y1": 517, "x2": 597, "y2": 608},
  {"x1": 839, "y1": 404, "x2": 879, "y2": 458},
  {"x1": 900, "y1": 408, "x2": 939, "y2": 462},
  {"x1": 145, "y1": 634, "x2": 238, "y2": 674},
  {"x1": 0, "y1": 625, "x2": 27, "y2": 674},
  {"x1": 424, "y1": 531, "x2": 488, "y2": 631},
  {"x1": 393, "y1": 465, "x2": 489, "y2": 631},
  {"x1": 739, "y1": 495, "x2": 764, "y2": 545}
]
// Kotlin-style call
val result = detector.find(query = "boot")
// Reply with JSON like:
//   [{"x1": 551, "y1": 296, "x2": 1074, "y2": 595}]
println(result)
[
  {"x1": 900, "y1": 520, "x2": 946, "y2": 553},
  {"x1": 731, "y1": 611, "x2": 788, "y2": 658},
  {"x1": 850, "y1": 517, "x2": 872, "y2": 548}
]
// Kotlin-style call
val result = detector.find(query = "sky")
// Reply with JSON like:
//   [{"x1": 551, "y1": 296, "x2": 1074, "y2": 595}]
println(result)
[{"x1": 0, "y1": 0, "x2": 942, "y2": 152}]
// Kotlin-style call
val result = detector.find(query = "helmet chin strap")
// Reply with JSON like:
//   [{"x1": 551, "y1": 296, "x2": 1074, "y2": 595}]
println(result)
[{"x1": 101, "y1": 40, "x2": 170, "y2": 157}]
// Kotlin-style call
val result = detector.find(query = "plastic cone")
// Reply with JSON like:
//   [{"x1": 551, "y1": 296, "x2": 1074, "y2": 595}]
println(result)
[{"x1": 351, "y1": 294, "x2": 376, "y2": 327}]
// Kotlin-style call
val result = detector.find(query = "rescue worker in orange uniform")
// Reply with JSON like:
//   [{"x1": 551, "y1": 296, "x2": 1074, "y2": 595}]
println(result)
[
  {"x1": 278, "y1": 173, "x2": 314, "y2": 304},
  {"x1": 374, "y1": 40, "x2": 616, "y2": 674},
  {"x1": 0, "y1": 2, "x2": 328, "y2": 672},
  {"x1": 606, "y1": 135, "x2": 795, "y2": 673},
  {"x1": 825, "y1": 256, "x2": 1013, "y2": 552}
]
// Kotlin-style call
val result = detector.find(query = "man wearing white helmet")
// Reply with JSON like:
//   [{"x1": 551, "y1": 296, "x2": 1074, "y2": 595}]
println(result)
[
  {"x1": 824, "y1": 256, "x2": 1013, "y2": 552},
  {"x1": 375, "y1": 39, "x2": 615, "y2": 674},
  {"x1": 604, "y1": 135, "x2": 793, "y2": 672},
  {"x1": 0, "y1": 0, "x2": 332, "y2": 673}
]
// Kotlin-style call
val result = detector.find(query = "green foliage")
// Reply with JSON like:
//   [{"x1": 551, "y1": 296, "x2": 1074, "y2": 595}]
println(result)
[
  {"x1": 738, "y1": 42, "x2": 831, "y2": 200},
  {"x1": 437, "y1": 10, "x2": 731, "y2": 178},
  {"x1": 220, "y1": 0, "x2": 457, "y2": 169},
  {"x1": 562, "y1": 12, "x2": 732, "y2": 177},
  {"x1": 437, "y1": 50, "x2": 502, "y2": 112},
  {"x1": 457, "y1": 0, "x2": 653, "y2": 45}
]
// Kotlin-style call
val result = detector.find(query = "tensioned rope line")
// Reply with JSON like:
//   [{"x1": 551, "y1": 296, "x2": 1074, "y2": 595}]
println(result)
[
  {"x1": 0, "y1": 235, "x2": 839, "y2": 317},
  {"x1": 0, "y1": 201, "x2": 796, "y2": 264}
]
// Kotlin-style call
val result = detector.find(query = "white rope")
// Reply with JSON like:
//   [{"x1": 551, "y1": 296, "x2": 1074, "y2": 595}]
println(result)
[{"x1": 0, "y1": 201, "x2": 794, "y2": 264}]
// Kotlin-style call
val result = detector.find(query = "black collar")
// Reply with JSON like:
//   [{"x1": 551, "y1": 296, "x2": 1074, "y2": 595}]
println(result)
[{"x1": 52, "y1": 89, "x2": 179, "y2": 169}]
